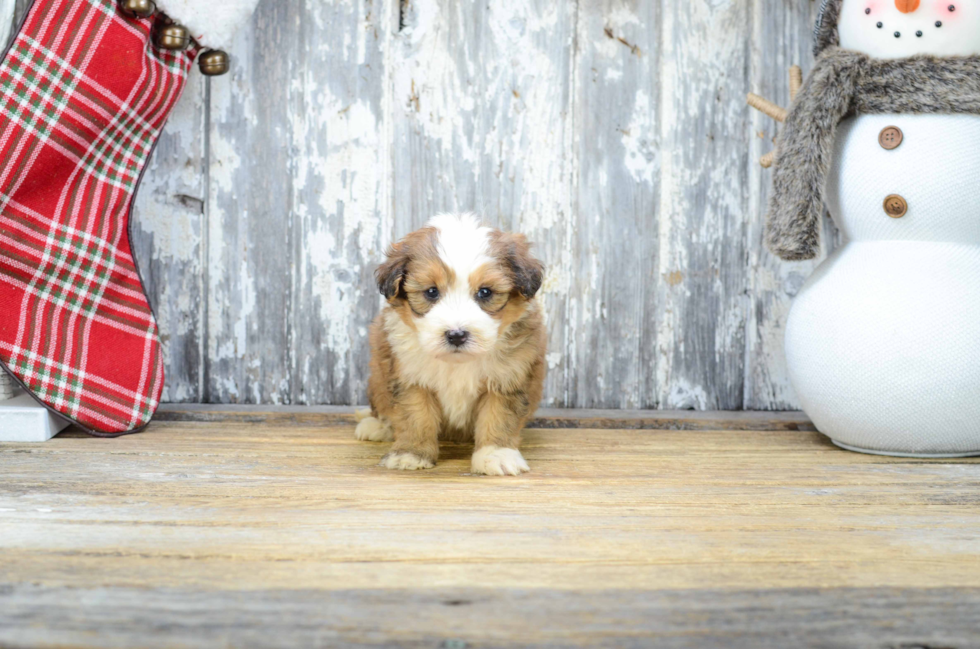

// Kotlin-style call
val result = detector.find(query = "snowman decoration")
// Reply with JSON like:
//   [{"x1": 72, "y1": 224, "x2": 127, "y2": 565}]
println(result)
[{"x1": 751, "y1": 0, "x2": 980, "y2": 457}]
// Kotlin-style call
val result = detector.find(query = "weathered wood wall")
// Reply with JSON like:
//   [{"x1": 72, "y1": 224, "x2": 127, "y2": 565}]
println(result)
[{"x1": 11, "y1": 0, "x2": 838, "y2": 410}]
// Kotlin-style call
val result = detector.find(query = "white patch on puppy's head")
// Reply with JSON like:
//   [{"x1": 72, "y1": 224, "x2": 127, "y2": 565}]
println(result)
[
  {"x1": 375, "y1": 213, "x2": 544, "y2": 363},
  {"x1": 839, "y1": 0, "x2": 980, "y2": 59},
  {"x1": 421, "y1": 213, "x2": 497, "y2": 362}
]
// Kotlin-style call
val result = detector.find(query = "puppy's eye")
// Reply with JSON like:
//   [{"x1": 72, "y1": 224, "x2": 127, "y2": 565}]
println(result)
[
  {"x1": 476, "y1": 287, "x2": 493, "y2": 300},
  {"x1": 424, "y1": 287, "x2": 440, "y2": 301}
]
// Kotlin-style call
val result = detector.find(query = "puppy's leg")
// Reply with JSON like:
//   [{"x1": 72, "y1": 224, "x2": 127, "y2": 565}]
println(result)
[
  {"x1": 471, "y1": 391, "x2": 530, "y2": 476},
  {"x1": 355, "y1": 415, "x2": 394, "y2": 442},
  {"x1": 380, "y1": 386, "x2": 441, "y2": 470}
]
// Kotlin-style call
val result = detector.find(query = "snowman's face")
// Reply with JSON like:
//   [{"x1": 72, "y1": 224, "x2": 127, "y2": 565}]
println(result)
[{"x1": 839, "y1": 0, "x2": 980, "y2": 58}]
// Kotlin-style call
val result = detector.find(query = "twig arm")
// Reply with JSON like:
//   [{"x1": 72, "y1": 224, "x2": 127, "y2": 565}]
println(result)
[
  {"x1": 746, "y1": 64, "x2": 801, "y2": 168},
  {"x1": 789, "y1": 65, "x2": 803, "y2": 101},
  {"x1": 747, "y1": 93, "x2": 788, "y2": 123}
]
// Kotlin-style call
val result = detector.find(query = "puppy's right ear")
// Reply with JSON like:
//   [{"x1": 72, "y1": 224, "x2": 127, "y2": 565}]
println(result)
[{"x1": 376, "y1": 242, "x2": 410, "y2": 301}]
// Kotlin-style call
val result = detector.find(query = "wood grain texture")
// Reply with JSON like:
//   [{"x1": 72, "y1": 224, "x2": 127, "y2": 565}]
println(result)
[
  {"x1": 569, "y1": 0, "x2": 659, "y2": 409},
  {"x1": 743, "y1": 0, "x2": 842, "y2": 410},
  {"x1": 204, "y1": 2, "x2": 297, "y2": 405},
  {"x1": 655, "y1": 1, "x2": 752, "y2": 410},
  {"x1": 11, "y1": 0, "x2": 27, "y2": 25},
  {"x1": 131, "y1": 74, "x2": 208, "y2": 403},
  {"x1": 0, "y1": 1, "x2": 832, "y2": 408},
  {"x1": 152, "y1": 403, "x2": 818, "y2": 431},
  {"x1": 0, "y1": 0, "x2": 16, "y2": 48},
  {"x1": 203, "y1": 0, "x2": 390, "y2": 405},
  {"x1": 390, "y1": 0, "x2": 577, "y2": 406},
  {"x1": 2, "y1": 417, "x2": 979, "y2": 647},
  {"x1": 3, "y1": 586, "x2": 980, "y2": 649}
]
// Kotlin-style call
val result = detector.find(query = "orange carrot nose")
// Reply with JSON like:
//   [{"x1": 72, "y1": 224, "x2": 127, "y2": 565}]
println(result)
[{"x1": 895, "y1": 0, "x2": 920, "y2": 12}]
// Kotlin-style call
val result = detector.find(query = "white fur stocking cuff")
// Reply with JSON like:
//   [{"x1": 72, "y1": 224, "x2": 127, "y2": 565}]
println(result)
[{"x1": 154, "y1": 0, "x2": 261, "y2": 50}]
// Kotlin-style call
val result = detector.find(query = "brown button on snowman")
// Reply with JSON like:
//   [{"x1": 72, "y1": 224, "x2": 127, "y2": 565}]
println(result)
[
  {"x1": 878, "y1": 126, "x2": 903, "y2": 149},
  {"x1": 752, "y1": 0, "x2": 980, "y2": 457}
]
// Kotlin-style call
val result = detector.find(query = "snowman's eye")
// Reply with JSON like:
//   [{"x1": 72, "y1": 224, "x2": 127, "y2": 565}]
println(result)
[
  {"x1": 865, "y1": 7, "x2": 872, "y2": 14},
  {"x1": 949, "y1": 4, "x2": 956, "y2": 11}
]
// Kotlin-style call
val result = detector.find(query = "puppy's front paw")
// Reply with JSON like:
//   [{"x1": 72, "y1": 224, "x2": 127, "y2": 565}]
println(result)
[
  {"x1": 471, "y1": 446, "x2": 530, "y2": 476},
  {"x1": 355, "y1": 416, "x2": 394, "y2": 442},
  {"x1": 380, "y1": 451, "x2": 435, "y2": 471}
]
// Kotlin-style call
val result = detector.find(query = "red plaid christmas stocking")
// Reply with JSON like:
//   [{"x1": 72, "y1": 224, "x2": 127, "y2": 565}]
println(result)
[{"x1": 0, "y1": 0, "x2": 197, "y2": 435}]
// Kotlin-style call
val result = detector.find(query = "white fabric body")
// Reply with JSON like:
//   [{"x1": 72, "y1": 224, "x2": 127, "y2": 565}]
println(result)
[
  {"x1": 838, "y1": 0, "x2": 980, "y2": 59},
  {"x1": 786, "y1": 113, "x2": 980, "y2": 455},
  {"x1": 155, "y1": 0, "x2": 260, "y2": 50}
]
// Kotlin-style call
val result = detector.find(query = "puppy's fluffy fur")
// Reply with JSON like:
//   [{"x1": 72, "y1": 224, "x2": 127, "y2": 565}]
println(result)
[{"x1": 356, "y1": 214, "x2": 547, "y2": 476}]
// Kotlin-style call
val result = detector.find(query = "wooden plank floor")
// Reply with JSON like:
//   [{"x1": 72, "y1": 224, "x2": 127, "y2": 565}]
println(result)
[{"x1": 2, "y1": 410, "x2": 979, "y2": 648}]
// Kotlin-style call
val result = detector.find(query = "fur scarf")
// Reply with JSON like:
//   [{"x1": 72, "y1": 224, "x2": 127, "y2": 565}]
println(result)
[
  {"x1": 814, "y1": 0, "x2": 845, "y2": 58},
  {"x1": 766, "y1": 4, "x2": 980, "y2": 259}
]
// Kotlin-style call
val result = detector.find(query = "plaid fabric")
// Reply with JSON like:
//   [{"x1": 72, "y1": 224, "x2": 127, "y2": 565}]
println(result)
[{"x1": 0, "y1": 0, "x2": 196, "y2": 434}]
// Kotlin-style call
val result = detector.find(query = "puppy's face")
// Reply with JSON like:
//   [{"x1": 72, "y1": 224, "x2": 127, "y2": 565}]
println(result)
[{"x1": 376, "y1": 214, "x2": 543, "y2": 363}]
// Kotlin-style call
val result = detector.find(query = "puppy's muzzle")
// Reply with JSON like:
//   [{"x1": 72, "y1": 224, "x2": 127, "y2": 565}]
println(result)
[{"x1": 445, "y1": 329, "x2": 470, "y2": 348}]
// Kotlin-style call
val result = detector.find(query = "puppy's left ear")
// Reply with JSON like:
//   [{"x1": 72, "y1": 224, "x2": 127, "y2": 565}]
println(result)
[{"x1": 495, "y1": 232, "x2": 544, "y2": 299}]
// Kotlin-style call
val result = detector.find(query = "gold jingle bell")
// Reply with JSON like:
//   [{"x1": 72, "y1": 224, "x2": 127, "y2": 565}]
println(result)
[
  {"x1": 119, "y1": 0, "x2": 155, "y2": 18},
  {"x1": 155, "y1": 23, "x2": 191, "y2": 51},
  {"x1": 198, "y1": 50, "x2": 230, "y2": 76}
]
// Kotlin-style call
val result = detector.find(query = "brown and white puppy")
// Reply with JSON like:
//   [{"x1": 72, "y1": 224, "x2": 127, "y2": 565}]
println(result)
[{"x1": 355, "y1": 213, "x2": 546, "y2": 475}]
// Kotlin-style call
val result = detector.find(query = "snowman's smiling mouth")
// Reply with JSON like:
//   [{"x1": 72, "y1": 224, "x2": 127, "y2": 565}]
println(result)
[
  {"x1": 879, "y1": 21, "x2": 946, "y2": 38},
  {"x1": 869, "y1": 2, "x2": 957, "y2": 38},
  {"x1": 842, "y1": 0, "x2": 980, "y2": 60}
]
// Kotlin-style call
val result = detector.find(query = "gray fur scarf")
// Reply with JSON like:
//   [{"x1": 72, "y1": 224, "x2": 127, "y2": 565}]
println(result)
[{"x1": 766, "y1": 2, "x2": 980, "y2": 260}]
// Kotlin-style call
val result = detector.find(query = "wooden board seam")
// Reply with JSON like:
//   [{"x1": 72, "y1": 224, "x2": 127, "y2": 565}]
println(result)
[{"x1": 153, "y1": 405, "x2": 816, "y2": 431}]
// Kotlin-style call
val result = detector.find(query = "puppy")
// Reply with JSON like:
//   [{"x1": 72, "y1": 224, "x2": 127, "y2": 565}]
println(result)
[{"x1": 355, "y1": 213, "x2": 546, "y2": 475}]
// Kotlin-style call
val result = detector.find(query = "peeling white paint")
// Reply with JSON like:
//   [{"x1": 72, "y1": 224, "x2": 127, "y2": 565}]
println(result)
[
  {"x1": 130, "y1": 0, "x2": 806, "y2": 411},
  {"x1": 233, "y1": 257, "x2": 255, "y2": 360},
  {"x1": 622, "y1": 90, "x2": 657, "y2": 186},
  {"x1": 666, "y1": 380, "x2": 710, "y2": 411},
  {"x1": 546, "y1": 352, "x2": 563, "y2": 370}
]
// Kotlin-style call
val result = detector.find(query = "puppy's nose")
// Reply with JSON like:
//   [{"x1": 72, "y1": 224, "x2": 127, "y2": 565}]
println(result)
[
  {"x1": 894, "y1": 0, "x2": 920, "y2": 13},
  {"x1": 446, "y1": 330, "x2": 469, "y2": 348}
]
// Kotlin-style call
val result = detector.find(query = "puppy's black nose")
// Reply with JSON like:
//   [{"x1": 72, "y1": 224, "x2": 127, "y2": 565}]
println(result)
[{"x1": 446, "y1": 330, "x2": 469, "y2": 348}]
